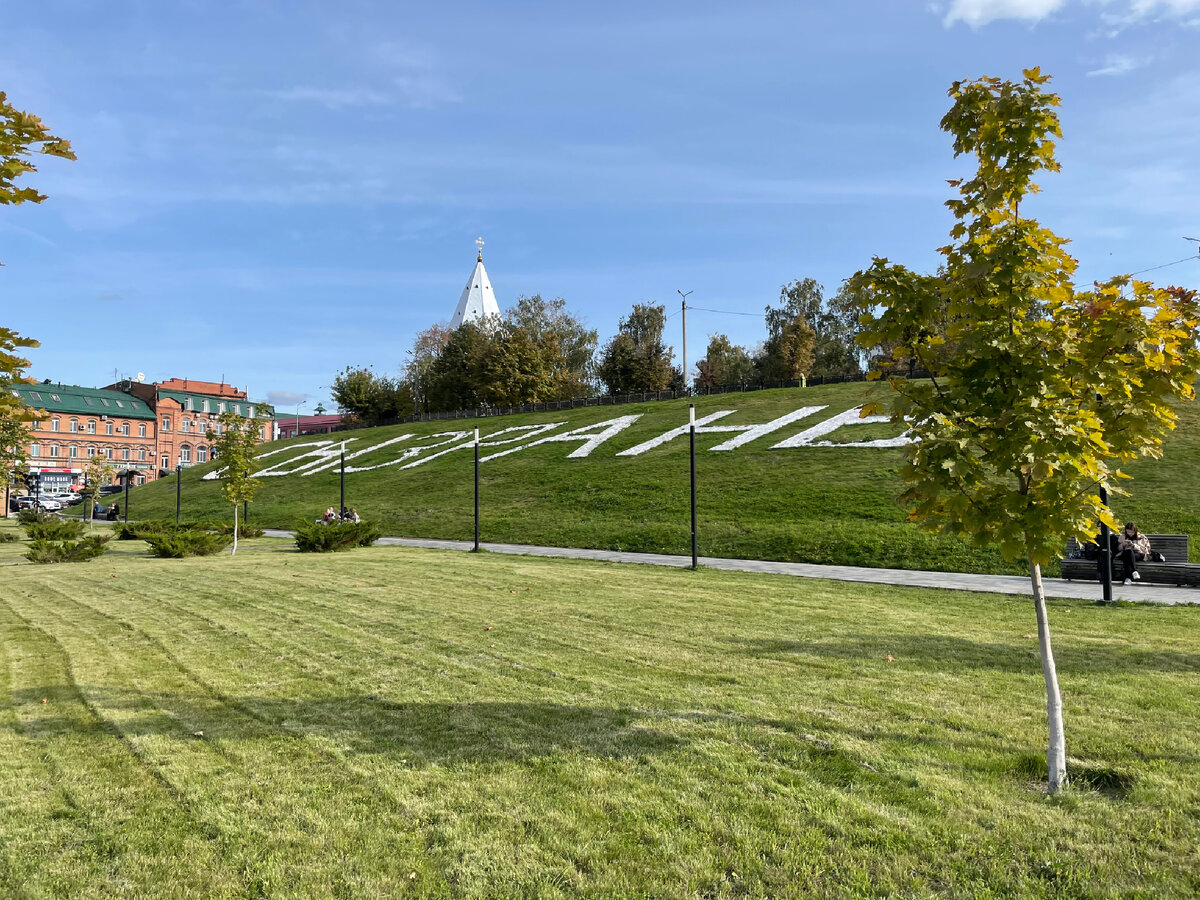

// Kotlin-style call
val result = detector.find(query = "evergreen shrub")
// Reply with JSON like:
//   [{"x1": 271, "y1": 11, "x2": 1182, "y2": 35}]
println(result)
[
  {"x1": 144, "y1": 531, "x2": 234, "y2": 558},
  {"x1": 25, "y1": 535, "x2": 112, "y2": 563},
  {"x1": 23, "y1": 518, "x2": 87, "y2": 541},
  {"x1": 294, "y1": 520, "x2": 381, "y2": 553}
]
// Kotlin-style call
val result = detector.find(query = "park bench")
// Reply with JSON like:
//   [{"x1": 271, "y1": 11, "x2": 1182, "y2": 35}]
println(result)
[{"x1": 1060, "y1": 534, "x2": 1200, "y2": 586}]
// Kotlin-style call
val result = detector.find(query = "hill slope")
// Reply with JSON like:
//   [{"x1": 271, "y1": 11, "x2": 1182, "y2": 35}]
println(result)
[{"x1": 117, "y1": 383, "x2": 1200, "y2": 574}]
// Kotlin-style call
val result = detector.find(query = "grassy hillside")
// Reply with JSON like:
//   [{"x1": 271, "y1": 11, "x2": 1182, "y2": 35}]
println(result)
[
  {"x1": 113, "y1": 383, "x2": 1200, "y2": 574},
  {"x1": 1, "y1": 526, "x2": 1198, "y2": 897}
]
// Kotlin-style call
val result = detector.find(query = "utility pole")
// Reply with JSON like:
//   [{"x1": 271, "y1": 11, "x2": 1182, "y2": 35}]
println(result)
[{"x1": 678, "y1": 289, "x2": 693, "y2": 389}]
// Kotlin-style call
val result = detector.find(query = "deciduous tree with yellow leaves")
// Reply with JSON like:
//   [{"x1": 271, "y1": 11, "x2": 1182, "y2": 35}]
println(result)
[{"x1": 851, "y1": 69, "x2": 1200, "y2": 793}]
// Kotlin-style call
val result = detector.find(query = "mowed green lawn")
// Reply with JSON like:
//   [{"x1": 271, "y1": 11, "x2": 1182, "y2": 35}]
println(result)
[{"x1": 1, "y1": 522, "x2": 1198, "y2": 898}]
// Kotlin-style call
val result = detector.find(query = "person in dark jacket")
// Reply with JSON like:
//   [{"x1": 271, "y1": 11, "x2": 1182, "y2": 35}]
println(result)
[{"x1": 1117, "y1": 522, "x2": 1151, "y2": 585}]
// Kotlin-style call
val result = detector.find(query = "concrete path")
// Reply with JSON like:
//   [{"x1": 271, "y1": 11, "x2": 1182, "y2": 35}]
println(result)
[{"x1": 262, "y1": 530, "x2": 1200, "y2": 606}]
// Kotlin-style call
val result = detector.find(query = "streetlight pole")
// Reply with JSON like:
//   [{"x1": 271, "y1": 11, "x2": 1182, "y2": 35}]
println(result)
[
  {"x1": 473, "y1": 427, "x2": 480, "y2": 552},
  {"x1": 678, "y1": 289, "x2": 693, "y2": 390},
  {"x1": 293, "y1": 400, "x2": 305, "y2": 440},
  {"x1": 175, "y1": 461, "x2": 182, "y2": 524},
  {"x1": 122, "y1": 472, "x2": 129, "y2": 523},
  {"x1": 339, "y1": 440, "x2": 346, "y2": 515},
  {"x1": 689, "y1": 404, "x2": 698, "y2": 570}
]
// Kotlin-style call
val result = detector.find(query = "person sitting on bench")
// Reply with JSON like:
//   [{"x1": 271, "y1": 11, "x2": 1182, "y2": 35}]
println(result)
[{"x1": 1117, "y1": 522, "x2": 1151, "y2": 585}]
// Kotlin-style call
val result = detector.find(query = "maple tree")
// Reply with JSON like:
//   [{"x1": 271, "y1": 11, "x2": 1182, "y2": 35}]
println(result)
[
  {"x1": 851, "y1": 69, "x2": 1200, "y2": 793},
  {"x1": 207, "y1": 413, "x2": 265, "y2": 555},
  {"x1": 2, "y1": 92, "x2": 74, "y2": 494}
]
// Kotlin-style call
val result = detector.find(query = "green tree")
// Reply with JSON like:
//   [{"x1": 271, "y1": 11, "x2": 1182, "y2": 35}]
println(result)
[
  {"x1": 755, "y1": 284, "x2": 817, "y2": 382},
  {"x1": 206, "y1": 413, "x2": 265, "y2": 555},
  {"x1": 2, "y1": 90, "x2": 75, "y2": 262},
  {"x1": 596, "y1": 304, "x2": 678, "y2": 394},
  {"x1": 505, "y1": 294, "x2": 598, "y2": 398},
  {"x1": 424, "y1": 323, "x2": 495, "y2": 411},
  {"x1": 696, "y1": 334, "x2": 755, "y2": 388},
  {"x1": 80, "y1": 454, "x2": 115, "y2": 527},
  {"x1": 851, "y1": 68, "x2": 1200, "y2": 793},
  {"x1": 330, "y1": 366, "x2": 414, "y2": 425},
  {"x1": 0, "y1": 328, "x2": 38, "y2": 500},
  {"x1": 405, "y1": 323, "x2": 453, "y2": 413}
]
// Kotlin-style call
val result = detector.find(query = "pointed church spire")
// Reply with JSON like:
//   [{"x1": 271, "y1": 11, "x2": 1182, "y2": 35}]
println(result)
[{"x1": 450, "y1": 237, "x2": 501, "y2": 330}]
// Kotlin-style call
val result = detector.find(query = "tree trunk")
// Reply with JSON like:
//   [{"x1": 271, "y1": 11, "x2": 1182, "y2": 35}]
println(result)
[
  {"x1": 232, "y1": 503, "x2": 239, "y2": 556},
  {"x1": 1028, "y1": 555, "x2": 1066, "y2": 793}
]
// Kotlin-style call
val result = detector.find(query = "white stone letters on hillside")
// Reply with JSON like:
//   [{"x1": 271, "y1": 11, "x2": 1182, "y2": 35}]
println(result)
[
  {"x1": 616, "y1": 407, "x2": 830, "y2": 456},
  {"x1": 769, "y1": 406, "x2": 907, "y2": 449},
  {"x1": 210, "y1": 404, "x2": 908, "y2": 482},
  {"x1": 481, "y1": 415, "x2": 642, "y2": 461}
]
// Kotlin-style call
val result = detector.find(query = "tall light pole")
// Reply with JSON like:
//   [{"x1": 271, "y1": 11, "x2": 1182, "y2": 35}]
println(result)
[
  {"x1": 293, "y1": 400, "x2": 305, "y2": 440},
  {"x1": 678, "y1": 289, "x2": 693, "y2": 390}
]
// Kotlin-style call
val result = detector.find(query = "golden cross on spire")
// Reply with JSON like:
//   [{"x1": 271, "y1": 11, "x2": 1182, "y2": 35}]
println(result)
[{"x1": 475, "y1": 236, "x2": 485, "y2": 261}]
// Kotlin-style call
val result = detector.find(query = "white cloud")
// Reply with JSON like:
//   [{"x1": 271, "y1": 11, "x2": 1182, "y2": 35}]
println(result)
[
  {"x1": 267, "y1": 391, "x2": 308, "y2": 407},
  {"x1": 945, "y1": 0, "x2": 1200, "y2": 26},
  {"x1": 944, "y1": 0, "x2": 1067, "y2": 27},
  {"x1": 1086, "y1": 52, "x2": 1151, "y2": 75},
  {"x1": 267, "y1": 86, "x2": 392, "y2": 109}
]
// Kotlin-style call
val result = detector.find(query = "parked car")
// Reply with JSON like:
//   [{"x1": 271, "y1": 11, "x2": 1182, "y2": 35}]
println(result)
[{"x1": 99, "y1": 485, "x2": 123, "y2": 496}]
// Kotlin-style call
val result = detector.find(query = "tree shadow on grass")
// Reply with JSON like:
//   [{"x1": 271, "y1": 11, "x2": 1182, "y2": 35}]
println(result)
[
  {"x1": 733, "y1": 634, "x2": 1200, "y2": 676},
  {"x1": 9, "y1": 689, "x2": 681, "y2": 764}
]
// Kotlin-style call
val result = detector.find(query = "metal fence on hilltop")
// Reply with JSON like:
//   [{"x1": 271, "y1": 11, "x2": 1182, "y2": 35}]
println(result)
[{"x1": 328, "y1": 372, "x2": 871, "y2": 434}]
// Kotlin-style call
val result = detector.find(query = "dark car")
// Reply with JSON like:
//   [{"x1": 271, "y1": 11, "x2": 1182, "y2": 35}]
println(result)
[{"x1": 99, "y1": 485, "x2": 123, "y2": 496}]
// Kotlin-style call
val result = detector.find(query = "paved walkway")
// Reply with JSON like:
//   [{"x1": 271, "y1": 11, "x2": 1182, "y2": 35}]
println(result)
[{"x1": 263, "y1": 530, "x2": 1200, "y2": 605}]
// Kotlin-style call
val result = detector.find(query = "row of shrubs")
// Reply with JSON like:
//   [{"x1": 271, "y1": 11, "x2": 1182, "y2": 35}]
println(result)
[
  {"x1": 10, "y1": 510, "x2": 382, "y2": 561},
  {"x1": 115, "y1": 520, "x2": 265, "y2": 541}
]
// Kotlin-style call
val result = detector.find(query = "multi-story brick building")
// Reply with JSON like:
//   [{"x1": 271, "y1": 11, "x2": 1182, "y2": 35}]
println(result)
[
  {"x1": 10, "y1": 382, "x2": 159, "y2": 490},
  {"x1": 107, "y1": 377, "x2": 275, "y2": 471}
]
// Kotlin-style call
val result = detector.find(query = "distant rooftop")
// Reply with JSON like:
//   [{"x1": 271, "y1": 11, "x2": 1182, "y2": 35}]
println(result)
[{"x1": 11, "y1": 382, "x2": 156, "y2": 419}]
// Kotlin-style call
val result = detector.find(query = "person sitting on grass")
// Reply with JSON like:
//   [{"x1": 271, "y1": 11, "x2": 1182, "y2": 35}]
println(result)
[{"x1": 1117, "y1": 522, "x2": 1151, "y2": 585}]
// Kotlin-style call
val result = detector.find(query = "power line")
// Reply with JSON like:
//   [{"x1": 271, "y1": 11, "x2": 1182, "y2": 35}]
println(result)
[
  {"x1": 1128, "y1": 255, "x2": 1195, "y2": 277},
  {"x1": 688, "y1": 305, "x2": 761, "y2": 318}
]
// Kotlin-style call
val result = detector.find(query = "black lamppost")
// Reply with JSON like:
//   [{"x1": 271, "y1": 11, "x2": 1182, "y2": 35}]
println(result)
[
  {"x1": 175, "y1": 461, "x2": 182, "y2": 524},
  {"x1": 1098, "y1": 483, "x2": 1113, "y2": 604},
  {"x1": 339, "y1": 440, "x2": 346, "y2": 515},
  {"x1": 473, "y1": 427, "x2": 480, "y2": 552},
  {"x1": 689, "y1": 404, "x2": 698, "y2": 570},
  {"x1": 122, "y1": 472, "x2": 130, "y2": 523},
  {"x1": 1096, "y1": 389, "x2": 1114, "y2": 604}
]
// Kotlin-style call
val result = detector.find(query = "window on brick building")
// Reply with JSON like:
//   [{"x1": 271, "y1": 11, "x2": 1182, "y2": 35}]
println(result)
[
  {"x1": 69, "y1": 446, "x2": 78, "y2": 458},
  {"x1": 122, "y1": 449, "x2": 130, "y2": 461},
  {"x1": 122, "y1": 422, "x2": 130, "y2": 435},
  {"x1": 30, "y1": 443, "x2": 39, "y2": 457},
  {"x1": 138, "y1": 423, "x2": 146, "y2": 437},
  {"x1": 87, "y1": 447, "x2": 95, "y2": 457},
  {"x1": 50, "y1": 445, "x2": 59, "y2": 457},
  {"x1": 138, "y1": 449, "x2": 146, "y2": 461},
  {"x1": 69, "y1": 418, "x2": 79, "y2": 433},
  {"x1": 198, "y1": 447, "x2": 208, "y2": 463},
  {"x1": 51, "y1": 418, "x2": 60, "y2": 432},
  {"x1": 105, "y1": 448, "x2": 113, "y2": 459},
  {"x1": 182, "y1": 419, "x2": 191, "y2": 433},
  {"x1": 161, "y1": 455, "x2": 169, "y2": 469},
  {"x1": 105, "y1": 421, "x2": 113, "y2": 435},
  {"x1": 87, "y1": 420, "x2": 96, "y2": 434},
  {"x1": 162, "y1": 416, "x2": 171, "y2": 431},
  {"x1": 181, "y1": 446, "x2": 192, "y2": 463}
]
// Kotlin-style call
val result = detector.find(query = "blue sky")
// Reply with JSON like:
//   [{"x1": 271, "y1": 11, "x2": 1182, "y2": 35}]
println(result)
[{"x1": 3, "y1": 0, "x2": 1198, "y2": 412}]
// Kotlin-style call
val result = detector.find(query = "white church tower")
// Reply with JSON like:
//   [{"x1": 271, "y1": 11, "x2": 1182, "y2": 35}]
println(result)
[{"x1": 449, "y1": 237, "x2": 501, "y2": 329}]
